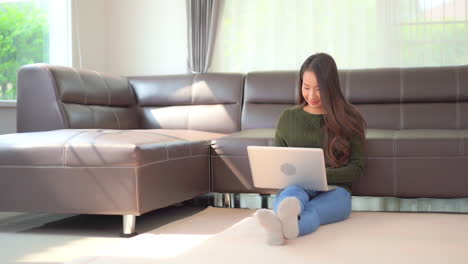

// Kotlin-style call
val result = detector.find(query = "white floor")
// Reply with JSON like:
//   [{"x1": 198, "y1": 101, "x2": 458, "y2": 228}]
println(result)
[
  {"x1": 1, "y1": 195, "x2": 468, "y2": 264},
  {"x1": 68, "y1": 207, "x2": 468, "y2": 264}
]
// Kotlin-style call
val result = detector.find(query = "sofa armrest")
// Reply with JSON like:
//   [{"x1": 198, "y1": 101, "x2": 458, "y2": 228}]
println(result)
[{"x1": 17, "y1": 64, "x2": 68, "y2": 132}]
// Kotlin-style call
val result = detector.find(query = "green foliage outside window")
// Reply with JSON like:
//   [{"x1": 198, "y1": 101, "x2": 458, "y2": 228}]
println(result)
[{"x1": 0, "y1": 2, "x2": 49, "y2": 100}]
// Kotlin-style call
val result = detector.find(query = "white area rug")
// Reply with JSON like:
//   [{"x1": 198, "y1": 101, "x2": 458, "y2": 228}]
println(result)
[{"x1": 68, "y1": 206, "x2": 468, "y2": 264}]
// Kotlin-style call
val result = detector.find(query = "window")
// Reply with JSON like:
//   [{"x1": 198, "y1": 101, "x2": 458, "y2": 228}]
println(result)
[
  {"x1": 0, "y1": 0, "x2": 70, "y2": 101},
  {"x1": 397, "y1": 0, "x2": 468, "y2": 66},
  {"x1": 211, "y1": 0, "x2": 468, "y2": 72}
]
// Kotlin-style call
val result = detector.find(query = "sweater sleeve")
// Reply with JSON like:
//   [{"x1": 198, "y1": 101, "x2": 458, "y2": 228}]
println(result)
[
  {"x1": 274, "y1": 109, "x2": 288, "y2": 147},
  {"x1": 326, "y1": 134, "x2": 365, "y2": 184}
]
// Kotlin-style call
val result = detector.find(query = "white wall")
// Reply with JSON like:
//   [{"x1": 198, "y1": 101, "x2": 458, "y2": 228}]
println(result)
[
  {"x1": 106, "y1": 0, "x2": 187, "y2": 76},
  {"x1": 71, "y1": 0, "x2": 108, "y2": 72},
  {"x1": 0, "y1": 104, "x2": 16, "y2": 135},
  {"x1": 72, "y1": 0, "x2": 187, "y2": 76}
]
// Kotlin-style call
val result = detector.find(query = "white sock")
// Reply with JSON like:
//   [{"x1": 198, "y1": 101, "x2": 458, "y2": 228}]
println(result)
[
  {"x1": 277, "y1": 197, "x2": 301, "y2": 240},
  {"x1": 256, "y1": 209, "x2": 285, "y2": 246}
]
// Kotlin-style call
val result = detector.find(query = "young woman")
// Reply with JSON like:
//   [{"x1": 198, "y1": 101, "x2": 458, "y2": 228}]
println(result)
[{"x1": 256, "y1": 53, "x2": 367, "y2": 245}]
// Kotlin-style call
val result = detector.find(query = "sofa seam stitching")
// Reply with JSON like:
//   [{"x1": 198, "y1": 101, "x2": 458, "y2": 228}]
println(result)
[
  {"x1": 1, "y1": 154, "x2": 210, "y2": 169},
  {"x1": 6, "y1": 154, "x2": 468, "y2": 170},
  {"x1": 456, "y1": 67, "x2": 460, "y2": 130},
  {"x1": 400, "y1": 68, "x2": 404, "y2": 130},
  {"x1": 462, "y1": 135, "x2": 465, "y2": 157},
  {"x1": 38, "y1": 65, "x2": 70, "y2": 128},
  {"x1": 187, "y1": 139, "x2": 191, "y2": 156},
  {"x1": 114, "y1": 109, "x2": 122, "y2": 129},
  {"x1": 397, "y1": 68, "x2": 404, "y2": 197},
  {"x1": 456, "y1": 67, "x2": 462, "y2": 157},
  {"x1": 72, "y1": 68, "x2": 88, "y2": 105},
  {"x1": 189, "y1": 74, "x2": 196, "y2": 130},
  {"x1": 89, "y1": 105, "x2": 95, "y2": 128},
  {"x1": 135, "y1": 167, "x2": 140, "y2": 213},
  {"x1": 393, "y1": 130, "x2": 397, "y2": 197},
  {"x1": 208, "y1": 155, "x2": 468, "y2": 159},
  {"x1": 94, "y1": 71, "x2": 111, "y2": 106},
  {"x1": 62, "y1": 131, "x2": 89, "y2": 167},
  {"x1": 165, "y1": 142, "x2": 170, "y2": 161},
  {"x1": 346, "y1": 70, "x2": 350, "y2": 100},
  {"x1": 94, "y1": 71, "x2": 121, "y2": 129}
]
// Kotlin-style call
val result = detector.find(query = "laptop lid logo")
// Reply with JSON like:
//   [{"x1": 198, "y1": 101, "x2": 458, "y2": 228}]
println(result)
[{"x1": 280, "y1": 163, "x2": 296, "y2": 176}]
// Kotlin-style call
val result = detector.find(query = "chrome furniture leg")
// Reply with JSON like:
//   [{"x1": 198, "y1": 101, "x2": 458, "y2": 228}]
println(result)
[
  {"x1": 223, "y1": 193, "x2": 235, "y2": 208},
  {"x1": 120, "y1": 215, "x2": 138, "y2": 237}
]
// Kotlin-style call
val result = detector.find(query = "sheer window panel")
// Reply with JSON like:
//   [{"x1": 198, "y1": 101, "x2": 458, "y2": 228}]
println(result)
[{"x1": 211, "y1": 0, "x2": 468, "y2": 73}]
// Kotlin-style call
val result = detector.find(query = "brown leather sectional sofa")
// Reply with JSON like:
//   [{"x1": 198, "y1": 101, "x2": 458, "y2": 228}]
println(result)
[{"x1": 1, "y1": 63, "x2": 467, "y2": 236}]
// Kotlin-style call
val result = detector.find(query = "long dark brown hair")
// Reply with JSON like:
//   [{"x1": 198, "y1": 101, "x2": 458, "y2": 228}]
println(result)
[{"x1": 297, "y1": 53, "x2": 367, "y2": 168}]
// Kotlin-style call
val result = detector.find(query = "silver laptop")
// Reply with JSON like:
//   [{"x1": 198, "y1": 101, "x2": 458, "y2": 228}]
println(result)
[{"x1": 247, "y1": 146, "x2": 337, "y2": 191}]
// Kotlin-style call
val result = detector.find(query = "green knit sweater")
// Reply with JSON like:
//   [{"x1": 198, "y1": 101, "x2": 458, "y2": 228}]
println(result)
[{"x1": 274, "y1": 106, "x2": 365, "y2": 194}]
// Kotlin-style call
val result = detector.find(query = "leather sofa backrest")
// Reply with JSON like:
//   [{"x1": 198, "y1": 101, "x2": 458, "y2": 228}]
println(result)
[
  {"x1": 18, "y1": 64, "x2": 468, "y2": 133},
  {"x1": 242, "y1": 71, "x2": 300, "y2": 130},
  {"x1": 242, "y1": 66, "x2": 468, "y2": 130},
  {"x1": 129, "y1": 73, "x2": 244, "y2": 134},
  {"x1": 345, "y1": 66, "x2": 468, "y2": 129},
  {"x1": 17, "y1": 64, "x2": 139, "y2": 132}
]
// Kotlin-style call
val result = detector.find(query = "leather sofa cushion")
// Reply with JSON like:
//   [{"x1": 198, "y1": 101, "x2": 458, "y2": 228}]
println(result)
[
  {"x1": 211, "y1": 129, "x2": 468, "y2": 158},
  {"x1": 211, "y1": 128, "x2": 393, "y2": 157},
  {"x1": 395, "y1": 129, "x2": 467, "y2": 157},
  {"x1": 211, "y1": 129, "x2": 275, "y2": 156},
  {"x1": 0, "y1": 129, "x2": 225, "y2": 167}
]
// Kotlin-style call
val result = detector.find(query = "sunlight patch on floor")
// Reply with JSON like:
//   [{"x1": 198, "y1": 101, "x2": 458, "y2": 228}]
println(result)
[
  {"x1": 13, "y1": 235, "x2": 122, "y2": 263},
  {"x1": 97, "y1": 233, "x2": 214, "y2": 259}
]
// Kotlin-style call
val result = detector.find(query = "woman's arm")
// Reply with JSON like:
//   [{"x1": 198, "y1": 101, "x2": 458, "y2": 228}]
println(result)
[{"x1": 326, "y1": 135, "x2": 365, "y2": 184}]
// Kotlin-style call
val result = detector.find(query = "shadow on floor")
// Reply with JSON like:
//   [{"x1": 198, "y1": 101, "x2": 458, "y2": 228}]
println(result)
[{"x1": 19, "y1": 205, "x2": 208, "y2": 238}]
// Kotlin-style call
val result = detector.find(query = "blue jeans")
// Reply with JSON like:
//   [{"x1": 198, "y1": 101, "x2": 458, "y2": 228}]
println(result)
[{"x1": 273, "y1": 185, "x2": 352, "y2": 237}]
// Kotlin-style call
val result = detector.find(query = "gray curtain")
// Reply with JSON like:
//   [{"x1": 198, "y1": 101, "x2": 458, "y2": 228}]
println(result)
[{"x1": 186, "y1": 0, "x2": 220, "y2": 73}]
